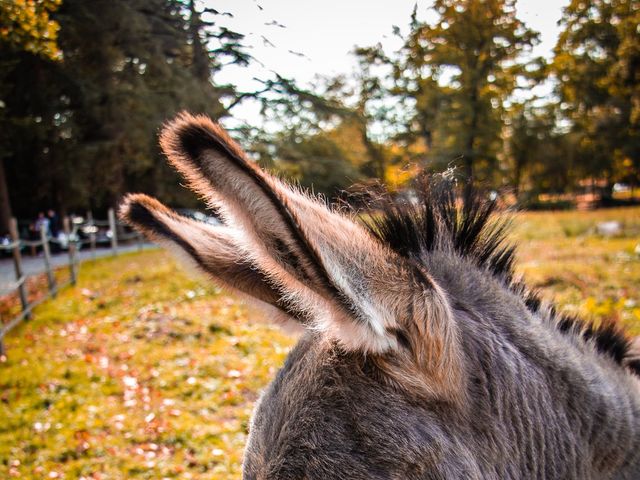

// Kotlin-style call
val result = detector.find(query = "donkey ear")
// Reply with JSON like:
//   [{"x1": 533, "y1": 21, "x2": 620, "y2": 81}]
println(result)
[
  {"x1": 159, "y1": 113, "x2": 457, "y2": 367},
  {"x1": 118, "y1": 194, "x2": 307, "y2": 331}
]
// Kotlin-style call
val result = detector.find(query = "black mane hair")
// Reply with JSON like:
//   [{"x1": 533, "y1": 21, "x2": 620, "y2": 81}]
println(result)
[{"x1": 361, "y1": 174, "x2": 639, "y2": 376}]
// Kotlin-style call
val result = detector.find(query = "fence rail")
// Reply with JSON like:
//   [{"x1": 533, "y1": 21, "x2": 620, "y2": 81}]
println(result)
[{"x1": 0, "y1": 208, "x2": 144, "y2": 355}]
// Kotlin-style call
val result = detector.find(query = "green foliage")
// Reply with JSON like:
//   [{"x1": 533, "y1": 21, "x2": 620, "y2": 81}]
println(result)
[
  {"x1": 392, "y1": 0, "x2": 541, "y2": 184},
  {"x1": 0, "y1": 0, "x2": 251, "y2": 219},
  {"x1": 1, "y1": 0, "x2": 639, "y2": 219},
  {"x1": 505, "y1": 101, "x2": 579, "y2": 196},
  {"x1": 246, "y1": 75, "x2": 384, "y2": 198},
  {"x1": 552, "y1": 0, "x2": 640, "y2": 189},
  {"x1": 263, "y1": 126, "x2": 364, "y2": 198}
]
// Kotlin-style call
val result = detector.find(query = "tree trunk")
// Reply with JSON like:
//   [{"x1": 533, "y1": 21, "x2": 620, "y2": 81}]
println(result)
[
  {"x1": 0, "y1": 159, "x2": 13, "y2": 235},
  {"x1": 463, "y1": 85, "x2": 480, "y2": 196},
  {"x1": 359, "y1": 123, "x2": 385, "y2": 180},
  {"x1": 513, "y1": 161, "x2": 522, "y2": 199},
  {"x1": 189, "y1": 0, "x2": 210, "y2": 82},
  {"x1": 463, "y1": 127, "x2": 476, "y2": 200}
]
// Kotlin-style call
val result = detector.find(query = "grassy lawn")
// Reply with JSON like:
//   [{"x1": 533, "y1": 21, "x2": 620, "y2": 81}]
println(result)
[
  {"x1": 1, "y1": 207, "x2": 639, "y2": 479},
  {"x1": 513, "y1": 207, "x2": 640, "y2": 335}
]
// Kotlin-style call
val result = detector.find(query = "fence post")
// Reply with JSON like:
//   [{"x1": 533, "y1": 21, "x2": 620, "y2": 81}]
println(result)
[
  {"x1": 108, "y1": 208, "x2": 118, "y2": 257},
  {"x1": 40, "y1": 224, "x2": 56, "y2": 297},
  {"x1": 63, "y1": 217, "x2": 77, "y2": 285},
  {"x1": 87, "y1": 211, "x2": 96, "y2": 261},
  {"x1": 9, "y1": 218, "x2": 30, "y2": 320}
]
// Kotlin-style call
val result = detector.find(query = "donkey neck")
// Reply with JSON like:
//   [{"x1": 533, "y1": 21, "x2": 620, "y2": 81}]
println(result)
[
  {"x1": 573, "y1": 358, "x2": 640, "y2": 476},
  {"x1": 425, "y1": 252, "x2": 640, "y2": 476}
]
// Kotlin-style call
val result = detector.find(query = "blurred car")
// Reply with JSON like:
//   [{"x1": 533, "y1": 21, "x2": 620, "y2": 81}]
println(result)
[
  {"x1": 54, "y1": 231, "x2": 83, "y2": 251},
  {"x1": 79, "y1": 224, "x2": 112, "y2": 246},
  {"x1": 175, "y1": 209, "x2": 220, "y2": 225},
  {"x1": 0, "y1": 234, "x2": 23, "y2": 257}
]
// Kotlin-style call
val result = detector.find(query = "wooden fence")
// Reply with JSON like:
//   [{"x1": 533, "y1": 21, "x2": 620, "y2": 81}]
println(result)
[{"x1": 0, "y1": 208, "x2": 145, "y2": 355}]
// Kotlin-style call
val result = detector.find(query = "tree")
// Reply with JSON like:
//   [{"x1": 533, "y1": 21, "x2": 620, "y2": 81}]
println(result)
[
  {"x1": 267, "y1": 126, "x2": 364, "y2": 198},
  {"x1": 505, "y1": 101, "x2": 577, "y2": 199},
  {"x1": 0, "y1": 0, "x2": 61, "y2": 60},
  {"x1": 0, "y1": 0, "x2": 258, "y2": 225},
  {"x1": 48, "y1": 0, "x2": 227, "y2": 209},
  {"x1": 553, "y1": 0, "x2": 640, "y2": 195},
  {"x1": 244, "y1": 77, "x2": 367, "y2": 198},
  {"x1": 394, "y1": 0, "x2": 540, "y2": 187},
  {"x1": 0, "y1": 0, "x2": 63, "y2": 233}
]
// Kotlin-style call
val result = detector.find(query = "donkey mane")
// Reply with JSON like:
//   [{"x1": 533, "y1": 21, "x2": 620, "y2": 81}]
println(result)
[{"x1": 363, "y1": 175, "x2": 640, "y2": 376}]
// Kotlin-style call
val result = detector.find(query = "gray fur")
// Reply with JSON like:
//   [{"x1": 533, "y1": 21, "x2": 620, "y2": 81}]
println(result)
[{"x1": 244, "y1": 251, "x2": 640, "y2": 479}]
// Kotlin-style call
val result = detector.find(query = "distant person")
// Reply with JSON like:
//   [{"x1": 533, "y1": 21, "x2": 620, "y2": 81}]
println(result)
[
  {"x1": 47, "y1": 209, "x2": 61, "y2": 252},
  {"x1": 47, "y1": 209, "x2": 60, "y2": 237},
  {"x1": 33, "y1": 212, "x2": 50, "y2": 256},
  {"x1": 34, "y1": 212, "x2": 50, "y2": 236}
]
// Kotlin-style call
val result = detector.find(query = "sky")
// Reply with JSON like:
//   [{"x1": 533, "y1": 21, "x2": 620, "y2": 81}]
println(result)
[{"x1": 210, "y1": 0, "x2": 569, "y2": 127}]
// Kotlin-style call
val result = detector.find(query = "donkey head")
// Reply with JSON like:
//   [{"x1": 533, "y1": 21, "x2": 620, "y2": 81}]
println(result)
[{"x1": 121, "y1": 113, "x2": 640, "y2": 479}]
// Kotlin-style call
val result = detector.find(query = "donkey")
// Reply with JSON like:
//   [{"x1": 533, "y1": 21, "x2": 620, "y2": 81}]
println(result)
[{"x1": 120, "y1": 113, "x2": 640, "y2": 479}]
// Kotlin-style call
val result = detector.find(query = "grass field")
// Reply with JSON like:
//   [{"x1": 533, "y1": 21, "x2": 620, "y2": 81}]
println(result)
[{"x1": 1, "y1": 207, "x2": 639, "y2": 479}]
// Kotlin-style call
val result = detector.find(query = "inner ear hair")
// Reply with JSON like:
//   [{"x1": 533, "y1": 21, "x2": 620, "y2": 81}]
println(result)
[{"x1": 159, "y1": 113, "x2": 340, "y2": 295}]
